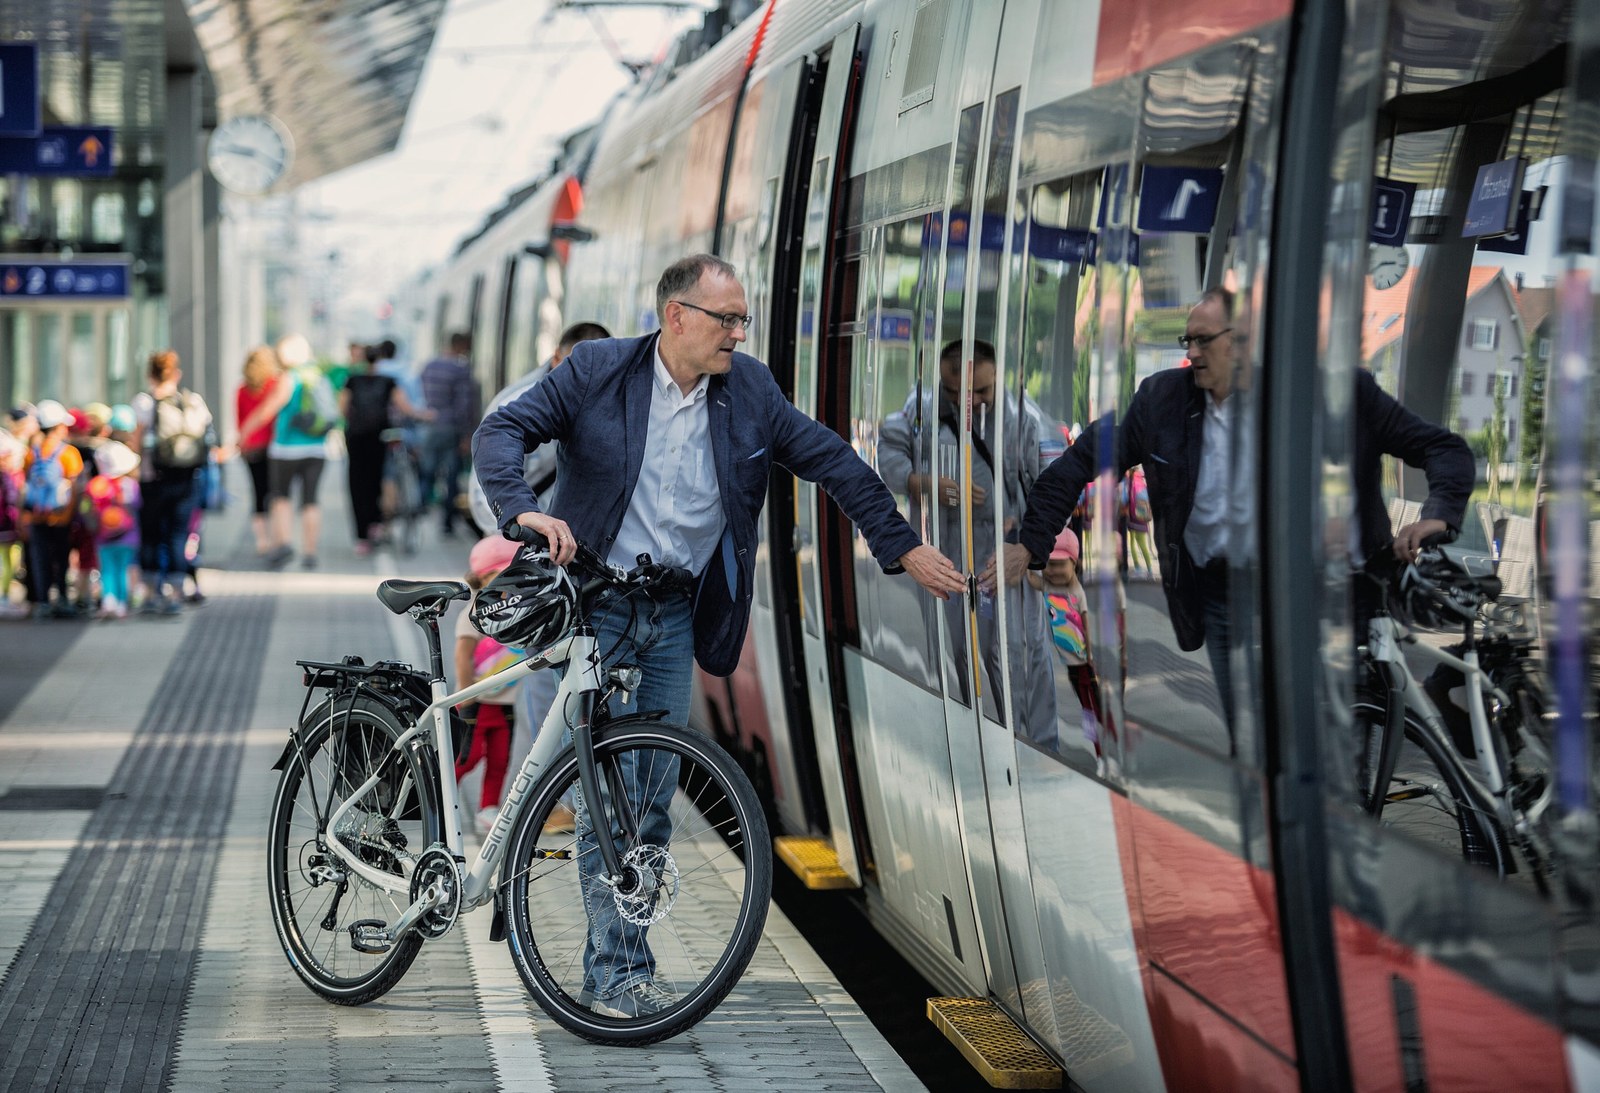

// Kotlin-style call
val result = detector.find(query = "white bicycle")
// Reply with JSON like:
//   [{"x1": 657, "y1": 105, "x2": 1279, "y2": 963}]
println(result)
[{"x1": 266, "y1": 532, "x2": 772, "y2": 1044}]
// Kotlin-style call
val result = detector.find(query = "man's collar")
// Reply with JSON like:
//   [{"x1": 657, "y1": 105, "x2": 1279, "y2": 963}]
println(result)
[{"x1": 652, "y1": 339, "x2": 709, "y2": 400}]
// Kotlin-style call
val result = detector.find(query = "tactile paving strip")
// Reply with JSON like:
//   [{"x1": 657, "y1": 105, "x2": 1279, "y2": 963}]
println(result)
[{"x1": 0, "y1": 596, "x2": 275, "y2": 1092}]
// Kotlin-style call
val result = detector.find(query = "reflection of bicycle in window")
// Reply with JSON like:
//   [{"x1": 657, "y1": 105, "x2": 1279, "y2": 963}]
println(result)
[
  {"x1": 378, "y1": 428, "x2": 423, "y2": 554},
  {"x1": 266, "y1": 531, "x2": 771, "y2": 1044},
  {"x1": 1354, "y1": 546, "x2": 1553, "y2": 892}
]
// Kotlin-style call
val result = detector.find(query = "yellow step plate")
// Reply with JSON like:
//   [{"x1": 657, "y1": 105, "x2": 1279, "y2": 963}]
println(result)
[
  {"x1": 927, "y1": 997, "x2": 1063, "y2": 1089},
  {"x1": 773, "y1": 836, "x2": 857, "y2": 890}
]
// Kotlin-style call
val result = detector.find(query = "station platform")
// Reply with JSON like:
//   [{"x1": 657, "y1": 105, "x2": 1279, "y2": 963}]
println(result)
[{"x1": 0, "y1": 462, "x2": 927, "y2": 1093}]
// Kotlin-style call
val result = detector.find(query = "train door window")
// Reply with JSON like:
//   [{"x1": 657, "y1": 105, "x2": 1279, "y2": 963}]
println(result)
[
  {"x1": 465, "y1": 275, "x2": 484, "y2": 353},
  {"x1": 936, "y1": 102, "x2": 985, "y2": 708},
  {"x1": 493, "y1": 257, "x2": 516, "y2": 394},
  {"x1": 1322, "y1": 0, "x2": 1587, "y2": 897},
  {"x1": 1119, "y1": 40, "x2": 1267, "y2": 765},
  {"x1": 503, "y1": 254, "x2": 540, "y2": 383},
  {"x1": 1008, "y1": 168, "x2": 1102, "y2": 773},
  {"x1": 864, "y1": 214, "x2": 942, "y2": 690},
  {"x1": 432, "y1": 293, "x2": 450, "y2": 353}
]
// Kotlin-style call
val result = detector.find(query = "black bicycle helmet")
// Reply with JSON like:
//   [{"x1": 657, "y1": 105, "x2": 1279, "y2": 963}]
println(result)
[
  {"x1": 1397, "y1": 550, "x2": 1496, "y2": 630},
  {"x1": 469, "y1": 543, "x2": 577, "y2": 649}
]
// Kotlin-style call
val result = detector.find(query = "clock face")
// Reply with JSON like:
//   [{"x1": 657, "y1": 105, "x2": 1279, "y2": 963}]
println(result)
[
  {"x1": 1369, "y1": 244, "x2": 1409, "y2": 290},
  {"x1": 207, "y1": 115, "x2": 291, "y2": 195}
]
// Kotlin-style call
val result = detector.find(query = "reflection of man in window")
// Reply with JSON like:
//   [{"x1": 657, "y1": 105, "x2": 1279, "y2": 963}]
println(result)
[
  {"x1": 879, "y1": 340, "x2": 1057, "y2": 743},
  {"x1": 986, "y1": 287, "x2": 1474, "y2": 728}
]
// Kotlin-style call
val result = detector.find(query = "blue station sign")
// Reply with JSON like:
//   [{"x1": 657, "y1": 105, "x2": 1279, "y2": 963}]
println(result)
[
  {"x1": 1463, "y1": 156, "x2": 1524, "y2": 237},
  {"x1": 0, "y1": 126, "x2": 115, "y2": 176},
  {"x1": 0, "y1": 43, "x2": 40, "y2": 137},
  {"x1": 0, "y1": 259, "x2": 130, "y2": 300},
  {"x1": 1136, "y1": 166, "x2": 1224, "y2": 233},
  {"x1": 1370, "y1": 177, "x2": 1417, "y2": 246}
]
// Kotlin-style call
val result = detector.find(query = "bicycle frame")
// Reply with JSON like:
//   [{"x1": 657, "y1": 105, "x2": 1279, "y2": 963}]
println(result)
[
  {"x1": 1366, "y1": 614, "x2": 1523, "y2": 827},
  {"x1": 320, "y1": 621, "x2": 619, "y2": 923}
]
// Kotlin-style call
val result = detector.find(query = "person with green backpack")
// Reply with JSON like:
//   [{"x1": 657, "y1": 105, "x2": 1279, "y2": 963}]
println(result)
[{"x1": 236, "y1": 333, "x2": 339, "y2": 569}]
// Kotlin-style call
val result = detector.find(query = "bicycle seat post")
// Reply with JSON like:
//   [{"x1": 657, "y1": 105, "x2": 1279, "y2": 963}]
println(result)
[{"x1": 411, "y1": 608, "x2": 447, "y2": 682}]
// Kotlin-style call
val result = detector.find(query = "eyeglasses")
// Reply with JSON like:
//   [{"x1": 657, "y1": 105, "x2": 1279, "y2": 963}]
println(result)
[
  {"x1": 1179, "y1": 328, "x2": 1232, "y2": 350},
  {"x1": 674, "y1": 300, "x2": 753, "y2": 330}
]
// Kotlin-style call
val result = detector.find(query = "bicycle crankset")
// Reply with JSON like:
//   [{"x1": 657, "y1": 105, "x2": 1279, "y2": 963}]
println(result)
[{"x1": 409, "y1": 845, "x2": 464, "y2": 939}]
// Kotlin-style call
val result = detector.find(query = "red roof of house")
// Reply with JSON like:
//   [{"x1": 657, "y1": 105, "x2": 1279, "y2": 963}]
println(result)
[{"x1": 1363, "y1": 265, "x2": 1506, "y2": 360}]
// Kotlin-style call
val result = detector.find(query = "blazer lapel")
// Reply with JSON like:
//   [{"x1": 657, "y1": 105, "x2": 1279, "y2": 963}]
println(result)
[
  {"x1": 621, "y1": 334, "x2": 657, "y2": 499},
  {"x1": 708, "y1": 372, "x2": 733, "y2": 510}
]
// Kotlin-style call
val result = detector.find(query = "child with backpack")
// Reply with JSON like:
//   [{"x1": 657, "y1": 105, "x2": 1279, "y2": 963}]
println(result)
[
  {"x1": 86, "y1": 440, "x2": 141, "y2": 619},
  {"x1": 21, "y1": 400, "x2": 85, "y2": 618}
]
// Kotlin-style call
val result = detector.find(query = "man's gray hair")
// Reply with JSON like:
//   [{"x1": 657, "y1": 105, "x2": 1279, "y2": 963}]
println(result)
[{"x1": 656, "y1": 254, "x2": 738, "y2": 319}]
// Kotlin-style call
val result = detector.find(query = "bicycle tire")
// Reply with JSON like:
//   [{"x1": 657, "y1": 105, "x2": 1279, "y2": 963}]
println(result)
[
  {"x1": 267, "y1": 694, "x2": 443, "y2": 1004},
  {"x1": 500, "y1": 719, "x2": 772, "y2": 1045},
  {"x1": 1354, "y1": 697, "x2": 1508, "y2": 875}
]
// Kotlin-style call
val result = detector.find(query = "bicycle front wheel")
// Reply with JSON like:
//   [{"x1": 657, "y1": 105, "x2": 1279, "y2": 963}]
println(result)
[
  {"x1": 267, "y1": 695, "x2": 442, "y2": 1004},
  {"x1": 501, "y1": 719, "x2": 772, "y2": 1045}
]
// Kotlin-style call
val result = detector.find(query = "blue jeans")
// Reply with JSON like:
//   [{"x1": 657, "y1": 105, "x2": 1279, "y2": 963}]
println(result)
[
  {"x1": 1198, "y1": 561, "x2": 1234, "y2": 726},
  {"x1": 571, "y1": 590, "x2": 694, "y2": 1001},
  {"x1": 417, "y1": 427, "x2": 463, "y2": 530}
]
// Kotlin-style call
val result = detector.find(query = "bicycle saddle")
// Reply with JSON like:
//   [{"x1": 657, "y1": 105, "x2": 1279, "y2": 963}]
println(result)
[{"x1": 376, "y1": 579, "x2": 470, "y2": 616}]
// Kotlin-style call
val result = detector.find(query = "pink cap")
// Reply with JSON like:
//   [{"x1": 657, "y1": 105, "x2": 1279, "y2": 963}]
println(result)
[
  {"x1": 1050, "y1": 528, "x2": 1080, "y2": 562},
  {"x1": 469, "y1": 534, "x2": 522, "y2": 578}
]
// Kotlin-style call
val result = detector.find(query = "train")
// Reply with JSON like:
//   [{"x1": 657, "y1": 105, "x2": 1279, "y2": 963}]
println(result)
[{"x1": 410, "y1": 0, "x2": 1599, "y2": 1089}]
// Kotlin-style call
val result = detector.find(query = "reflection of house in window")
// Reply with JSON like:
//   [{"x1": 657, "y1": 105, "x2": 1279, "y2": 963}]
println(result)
[{"x1": 1362, "y1": 264, "x2": 1527, "y2": 451}]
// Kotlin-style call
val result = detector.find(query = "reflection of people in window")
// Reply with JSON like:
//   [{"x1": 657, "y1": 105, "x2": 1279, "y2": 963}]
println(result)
[
  {"x1": 879, "y1": 340, "x2": 1055, "y2": 737},
  {"x1": 986, "y1": 288, "x2": 1246, "y2": 723},
  {"x1": 1031, "y1": 528, "x2": 1114, "y2": 771}
]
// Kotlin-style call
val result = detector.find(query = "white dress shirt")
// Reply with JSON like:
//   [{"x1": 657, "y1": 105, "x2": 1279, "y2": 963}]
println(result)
[
  {"x1": 608, "y1": 343, "x2": 725, "y2": 574},
  {"x1": 1184, "y1": 396, "x2": 1232, "y2": 567}
]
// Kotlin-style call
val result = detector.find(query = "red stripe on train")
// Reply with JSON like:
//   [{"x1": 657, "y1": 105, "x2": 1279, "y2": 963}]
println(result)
[
  {"x1": 1094, "y1": 0, "x2": 1292, "y2": 86},
  {"x1": 1112, "y1": 795, "x2": 1571, "y2": 1088}
]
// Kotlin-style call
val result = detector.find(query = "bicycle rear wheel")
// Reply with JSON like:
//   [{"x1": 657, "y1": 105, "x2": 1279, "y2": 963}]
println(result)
[
  {"x1": 501, "y1": 719, "x2": 772, "y2": 1045},
  {"x1": 1354, "y1": 697, "x2": 1508, "y2": 875},
  {"x1": 267, "y1": 695, "x2": 442, "y2": 1004}
]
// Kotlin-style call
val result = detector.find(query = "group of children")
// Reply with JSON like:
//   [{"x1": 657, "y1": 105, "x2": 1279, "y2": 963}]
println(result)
[{"x1": 1, "y1": 398, "x2": 205, "y2": 620}]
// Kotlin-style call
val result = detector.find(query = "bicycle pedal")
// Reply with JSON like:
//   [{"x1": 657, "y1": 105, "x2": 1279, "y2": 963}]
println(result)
[
  {"x1": 534, "y1": 847, "x2": 573, "y2": 861},
  {"x1": 1387, "y1": 786, "x2": 1431, "y2": 802},
  {"x1": 348, "y1": 919, "x2": 393, "y2": 954}
]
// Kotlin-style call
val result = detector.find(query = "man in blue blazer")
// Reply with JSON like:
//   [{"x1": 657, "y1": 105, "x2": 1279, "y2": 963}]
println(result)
[{"x1": 474, "y1": 253, "x2": 963, "y2": 1017}]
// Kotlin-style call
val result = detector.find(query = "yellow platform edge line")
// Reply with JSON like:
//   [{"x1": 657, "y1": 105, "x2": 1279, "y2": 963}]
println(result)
[
  {"x1": 926, "y1": 997, "x2": 1063, "y2": 1090},
  {"x1": 772, "y1": 835, "x2": 858, "y2": 890}
]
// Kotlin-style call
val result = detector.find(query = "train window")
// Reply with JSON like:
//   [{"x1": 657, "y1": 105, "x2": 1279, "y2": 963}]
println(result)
[
  {"x1": 867, "y1": 215, "x2": 942, "y2": 691},
  {"x1": 503, "y1": 254, "x2": 541, "y2": 383},
  {"x1": 1321, "y1": 2, "x2": 1585, "y2": 898},
  {"x1": 1008, "y1": 168, "x2": 1102, "y2": 773}
]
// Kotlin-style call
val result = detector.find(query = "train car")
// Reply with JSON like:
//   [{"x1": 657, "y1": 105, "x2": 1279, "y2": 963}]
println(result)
[
  {"x1": 429, "y1": 0, "x2": 1600, "y2": 1088},
  {"x1": 414, "y1": 126, "x2": 599, "y2": 399}
]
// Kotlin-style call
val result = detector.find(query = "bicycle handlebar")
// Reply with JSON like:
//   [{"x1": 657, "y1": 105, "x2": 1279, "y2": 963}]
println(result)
[{"x1": 501, "y1": 523, "x2": 696, "y2": 598}]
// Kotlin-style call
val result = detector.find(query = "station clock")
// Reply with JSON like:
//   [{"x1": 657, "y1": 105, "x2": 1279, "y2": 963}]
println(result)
[{"x1": 207, "y1": 114, "x2": 292, "y2": 195}]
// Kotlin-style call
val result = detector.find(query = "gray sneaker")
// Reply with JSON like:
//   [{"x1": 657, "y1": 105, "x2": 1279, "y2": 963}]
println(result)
[{"x1": 594, "y1": 979, "x2": 674, "y2": 1019}]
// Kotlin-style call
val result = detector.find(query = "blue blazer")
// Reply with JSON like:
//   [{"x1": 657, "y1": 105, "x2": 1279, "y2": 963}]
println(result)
[{"x1": 473, "y1": 333, "x2": 922, "y2": 676}]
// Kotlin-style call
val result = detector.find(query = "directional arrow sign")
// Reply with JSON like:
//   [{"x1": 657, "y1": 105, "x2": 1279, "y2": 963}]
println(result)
[
  {"x1": 0, "y1": 126, "x2": 115, "y2": 176},
  {"x1": 1136, "y1": 166, "x2": 1224, "y2": 233}
]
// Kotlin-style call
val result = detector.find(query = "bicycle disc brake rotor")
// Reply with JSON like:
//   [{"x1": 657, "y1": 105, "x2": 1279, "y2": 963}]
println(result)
[
  {"x1": 410, "y1": 845, "x2": 463, "y2": 939},
  {"x1": 615, "y1": 844, "x2": 679, "y2": 926}
]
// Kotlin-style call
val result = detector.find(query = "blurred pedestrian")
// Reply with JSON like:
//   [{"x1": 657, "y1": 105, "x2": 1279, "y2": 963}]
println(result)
[
  {"x1": 237, "y1": 334, "x2": 331, "y2": 569},
  {"x1": 419, "y1": 332, "x2": 479, "y2": 536},
  {"x1": 21, "y1": 400, "x2": 84, "y2": 618},
  {"x1": 235, "y1": 345, "x2": 282, "y2": 557},
  {"x1": 342, "y1": 342, "x2": 431, "y2": 554},
  {"x1": 87, "y1": 440, "x2": 141, "y2": 619},
  {"x1": 132, "y1": 350, "x2": 212, "y2": 615},
  {"x1": 0, "y1": 430, "x2": 24, "y2": 618}
]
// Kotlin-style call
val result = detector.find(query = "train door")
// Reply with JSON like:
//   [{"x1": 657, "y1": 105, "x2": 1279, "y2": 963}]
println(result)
[
  {"x1": 929, "y1": 0, "x2": 1028, "y2": 1021},
  {"x1": 1309, "y1": 0, "x2": 1600, "y2": 1086},
  {"x1": 794, "y1": 23, "x2": 866, "y2": 884}
]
